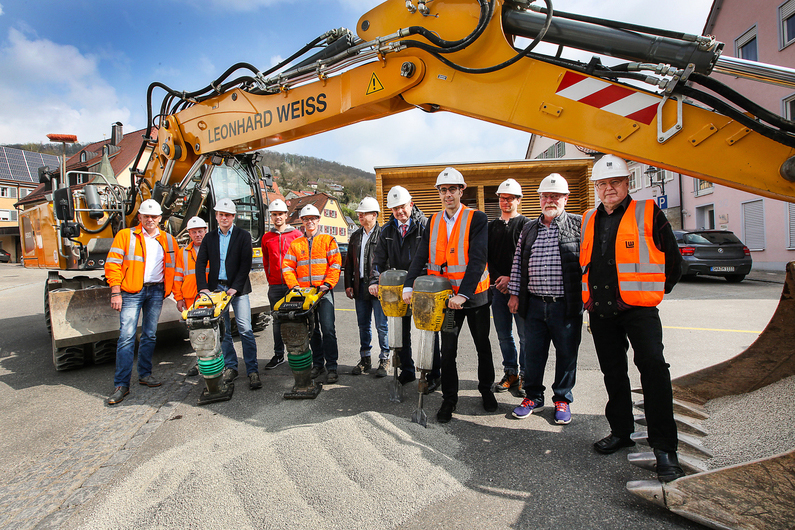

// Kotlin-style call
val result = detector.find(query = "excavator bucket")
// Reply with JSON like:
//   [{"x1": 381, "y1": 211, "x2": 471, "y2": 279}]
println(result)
[
  {"x1": 47, "y1": 270, "x2": 271, "y2": 371},
  {"x1": 627, "y1": 262, "x2": 795, "y2": 529}
]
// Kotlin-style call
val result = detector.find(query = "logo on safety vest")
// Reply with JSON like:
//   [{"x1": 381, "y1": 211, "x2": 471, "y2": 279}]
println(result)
[
  {"x1": 625, "y1": 241, "x2": 635, "y2": 249},
  {"x1": 450, "y1": 248, "x2": 456, "y2": 254}
]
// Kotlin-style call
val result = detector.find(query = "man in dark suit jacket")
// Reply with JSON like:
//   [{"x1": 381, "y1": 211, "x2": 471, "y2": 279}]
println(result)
[{"x1": 196, "y1": 198, "x2": 261, "y2": 390}]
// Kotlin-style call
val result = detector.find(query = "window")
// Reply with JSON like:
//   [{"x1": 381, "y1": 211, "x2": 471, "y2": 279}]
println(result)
[
  {"x1": 80, "y1": 151, "x2": 87, "y2": 163},
  {"x1": 340, "y1": 227, "x2": 346, "y2": 237},
  {"x1": 20, "y1": 188, "x2": 32, "y2": 198},
  {"x1": 331, "y1": 226, "x2": 337, "y2": 236},
  {"x1": 784, "y1": 93, "x2": 795, "y2": 120},
  {"x1": 742, "y1": 199, "x2": 765, "y2": 250},
  {"x1": 0, "y1": 186, "x2": 17, "y2": 199},
  {"x1": 695, "y1": 178, "x2": 713, "y2": 196},
  {"x1": 736, "y1": 27, "x2": 758, "y2": 62},
  {"x1": 695, "y1": 204, "x2": 715, "y2": 230},
  {"x1": 628, "y1": 167, "x2": 641, "y2": 192},
  {"x1": 781, "y1": 0, "x2": 795, "y2": 48},
  {"x1": 789, "y1": 203, "x2": 795, "y2": 249},
  {"x1": 555, "y1": 141, "x2": 565, "y2": 158},
  {"x1": 0, "y1": 210, "x2": 17, "y2": 222}
]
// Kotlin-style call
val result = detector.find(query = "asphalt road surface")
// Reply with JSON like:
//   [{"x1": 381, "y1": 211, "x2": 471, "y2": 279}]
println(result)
[{"x1": 0, "y1": 263, "x2": 785, "y2": 529}]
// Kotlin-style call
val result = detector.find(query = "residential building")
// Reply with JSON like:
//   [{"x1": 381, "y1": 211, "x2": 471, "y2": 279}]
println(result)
[
  {"x1": 681, "y1": 0, "x2": 795, "y2": 270},
  {"x1": 526, "y1": 137, "x2": 683, "y2": 229},
  {"x1": 0, "y1": 147, "x2": 61, "y2": 262},
  {"x1": 285, "y1": 192, "x2": 350, "y2": 244}
]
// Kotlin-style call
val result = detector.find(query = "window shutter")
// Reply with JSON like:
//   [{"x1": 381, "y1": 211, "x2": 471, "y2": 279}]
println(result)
[
  {"x1": 789, "y1": 203, "x2": 795, "y2": 249},
  {"x1": 742, "y1": 199, "x2": 765, "y2": 250}
]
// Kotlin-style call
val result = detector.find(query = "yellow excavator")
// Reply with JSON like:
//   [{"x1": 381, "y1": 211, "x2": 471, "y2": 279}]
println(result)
[{"x1": 18, "y1": 0, "x2": 795, "y2": 525}]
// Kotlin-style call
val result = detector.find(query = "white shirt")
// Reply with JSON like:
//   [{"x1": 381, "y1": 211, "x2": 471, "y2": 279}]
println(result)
[
  {"x1": 142, "y1": 229, "x2": 165, "y2": 283},
  {"x1": 443, "y1": 204, "x2": 463, "y2": 238},
  {"x1": 359, "y1": 225, "x2": 374, "y2": 278}
]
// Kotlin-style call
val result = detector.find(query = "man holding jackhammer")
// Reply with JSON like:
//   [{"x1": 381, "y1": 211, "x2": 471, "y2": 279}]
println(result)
[
  {"x1": 403, "y1": 168, "x2": 496, "y2": 423},
  {"x1": 282, "y1": 204, "x2": 342, "y2": 384}
]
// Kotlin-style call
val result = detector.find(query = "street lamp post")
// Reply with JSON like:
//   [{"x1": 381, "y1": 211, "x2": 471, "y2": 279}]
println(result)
[{"x1": 645, "y1": 166, "x2": 666, "y2": 196}]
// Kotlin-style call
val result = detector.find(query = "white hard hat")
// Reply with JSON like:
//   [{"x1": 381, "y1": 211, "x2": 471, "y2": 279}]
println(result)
[
  {"x1": 386, "y1": 186, "x2": 412, "y2": 208},
  {"x1": 537, "y1": 173, "x2": 569, "y2": 194},
  {"x1": 496, "y1": 178, "x2": 523, "y2": 197},
  {"x1": 299, "y1": 204, "x2": 320, "y2": 218},
  {"x1": 186, "y1": 216, "x2": 207, "y2": 230},
  {"x1": 356, "y1": 197, "x2": 380, "y2": 213},
  {"x1": 435, "y1": 167, "x2": 466, "y2": 188},
  {"x1": 214, "y1": 198, "x2": 236, "y2": 214},
  {"x1": 591, "y1": 155, "x2": 630, "y2": 181},
  {"x1": 139, "y1": 199, "x2": 162, "y2": 216},
  {"x1": 268, "y1": 199, "x2": 288, "y2": 213}
]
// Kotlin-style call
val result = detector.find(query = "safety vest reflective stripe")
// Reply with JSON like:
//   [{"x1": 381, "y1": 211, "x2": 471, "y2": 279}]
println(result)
[
  {"x1": 617, "y1": 263, "x2": 665, "y2": 274},
  {"x1": 620, "y1": 280, "x2": 666, "y2": 291}
]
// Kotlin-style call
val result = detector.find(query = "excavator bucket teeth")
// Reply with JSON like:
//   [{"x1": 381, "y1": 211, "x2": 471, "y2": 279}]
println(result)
[{"x1": 627, "y1": 450, "x2": 795, "y2": 530}]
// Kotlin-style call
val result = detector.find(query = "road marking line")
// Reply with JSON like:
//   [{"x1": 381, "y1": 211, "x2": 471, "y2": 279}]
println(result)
[{"x1": 664, "y1": 325, "x2": 761, "y2": 334}]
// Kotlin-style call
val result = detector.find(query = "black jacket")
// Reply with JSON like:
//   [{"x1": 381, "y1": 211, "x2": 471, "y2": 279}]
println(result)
[
  {"x1": 405, "y1": 206, "x2": 490, "y2": 308},
  {"x1": 370, "y1": 205, "x2": 428, "y2": 285},
  {"x1": 195, "y1": 226, "x2": 253, "y2": 295},
  {"x1": 344, "y1": 222, "x2": 381, "y2": 297},
  {"x1": 515, "y1": 211, "x2": 583, "y2": 318}
]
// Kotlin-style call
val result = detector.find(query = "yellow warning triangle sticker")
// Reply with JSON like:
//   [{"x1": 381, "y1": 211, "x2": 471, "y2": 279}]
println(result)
[{"x1": 366, "y1": 73, "x2": 385, "y2": 95}]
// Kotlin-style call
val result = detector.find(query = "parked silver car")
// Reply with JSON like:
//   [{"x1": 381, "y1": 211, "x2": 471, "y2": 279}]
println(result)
[{"x1": 674, "y1": 230, "x2": 752, "y2": 282}]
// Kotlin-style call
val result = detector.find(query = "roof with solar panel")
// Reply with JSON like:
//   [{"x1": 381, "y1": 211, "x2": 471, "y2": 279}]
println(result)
[{"x1": 0, "y1": 147, "x2": 60, "y2": 185}]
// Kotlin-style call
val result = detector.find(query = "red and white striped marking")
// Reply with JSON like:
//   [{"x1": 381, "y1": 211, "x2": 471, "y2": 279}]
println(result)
[{"x1": 555, "y1": 71, "x2": 660, "y2": 125}]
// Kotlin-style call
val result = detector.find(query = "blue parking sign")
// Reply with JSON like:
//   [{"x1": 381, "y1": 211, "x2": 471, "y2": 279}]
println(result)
[{"x1": 658, "y1": 194, "x2": 668, "y2": 209}]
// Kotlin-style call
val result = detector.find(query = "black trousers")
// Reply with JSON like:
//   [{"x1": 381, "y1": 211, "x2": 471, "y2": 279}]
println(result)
[
  {"x1": 440, "y1": 303, "x2": 495, "y2": 404},
  {"x1": 589, "y1": 306, "x2": 678, "y2": 452}
]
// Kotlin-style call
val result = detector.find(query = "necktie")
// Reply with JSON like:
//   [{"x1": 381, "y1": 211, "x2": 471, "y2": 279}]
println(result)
[{"x1": 400, "y1": 224, "x2": 407, "y2": 238}]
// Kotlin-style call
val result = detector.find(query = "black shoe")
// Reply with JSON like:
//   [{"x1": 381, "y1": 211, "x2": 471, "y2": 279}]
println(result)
[
  {"x1": 264, "y1": 355, "x2": 285, "y2": 370},
  {"x1": 107, "y1": 386, "x2": 129, "y2": 405},
  {"x1": 327, "y1": 370, "x2": 338, "y2": 384},
  {"x1": 481, "y1": 390, "x2": 498, "y2": 412},
  {"x1": 375, "y1": 359, "x2": 388, "y2": 378},
  {"x1": 398, "y1": 370, "x2": 416, "y2": 386},
  {"x1": 424, "y1": 376, "x2": 440, "y2": 394},
  {"x1": 249, "y1": 372, "x2": 262, "y2": 390},
  {"x1": 437, "y1": 401, "x2": 456, "y2": 423},
  {"x1": 594, "y1": 434, "x2": 636, "y2": 454},
  {"x1": 310, "y1": 365, "x2": 326, "y2": 379},
  {"x1": 138, "y1": 375, "x2": 162, "y2": 387},
  {"x1": 186, "y1": 364, "x2": 199, "y2": 377},
  {"x1": 352, "y1": 356, "x2": 371, "y2": 375},
  {"x1": 222, "y1": 368, "x2": 238, "y2": 384},
  {"x1": 654, "y1": 448, "x2": 685, "y2": 482}
]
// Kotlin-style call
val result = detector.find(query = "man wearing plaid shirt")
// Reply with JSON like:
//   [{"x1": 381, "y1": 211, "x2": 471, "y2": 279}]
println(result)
[{"x1": 507, "y1": 174, "x2": 583, "y2": 424}]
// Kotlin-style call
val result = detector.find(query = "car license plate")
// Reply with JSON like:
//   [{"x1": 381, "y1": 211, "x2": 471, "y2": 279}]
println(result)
[{"x1": 710, "y1": 266, "x2": 735, "y2": 272}]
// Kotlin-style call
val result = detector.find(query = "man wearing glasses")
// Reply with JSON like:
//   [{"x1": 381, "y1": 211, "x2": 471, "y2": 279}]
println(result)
[
  {"x1": 261, "y1": 199, "x2": 302, "y2": 370},
  {"x1": 282, "y1": 204, "x2": 342, "y2": 384},
  {"x1": 403, "y1": 167, "x2": 495, "y2": 423},
  {"x1": 581, "y1": 155, "x2": 684, "y2": 483},
  {"x1": 507, "y1": 174, "x2": 582, "y2": 426},
  {"x1": 489, "y1": 179, "x2": 528, "y2": 395}
]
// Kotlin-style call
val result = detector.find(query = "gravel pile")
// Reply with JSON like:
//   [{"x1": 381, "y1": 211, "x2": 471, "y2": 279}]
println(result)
[
  {"x1": 76, "y1": 411, "x2": 470, "y2": 529},
  {"x1": 702, "y1": 375, "x2": 795, "y2": 469}
]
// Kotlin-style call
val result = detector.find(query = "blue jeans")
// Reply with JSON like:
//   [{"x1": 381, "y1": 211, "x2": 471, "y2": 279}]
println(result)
[
  {"x1": 491, "y1": 287, "x2": 526, "y2": 375},
  {"x1": 355, "y1": 282, "x2": 389, "y2": 359},
  {"x1": 114, "y1": 283, "x2": 165, "y2": 387},
  {"x1": 268, "y1": 284, "x2": 289, "y2": 357},
  {"x1": 221, "y1": 290, "x2": 258, "y2": 375},
  {"x1": 522, "y1": 296, "x2": 582, "y2": 404},
  {"x1": 311, "y1": 291, "x2": 339, "y2": 371}
]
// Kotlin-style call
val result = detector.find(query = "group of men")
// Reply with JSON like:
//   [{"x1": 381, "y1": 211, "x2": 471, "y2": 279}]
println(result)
[{"x1": 103, "y1": 153, "x2": 685, "y2": 483}]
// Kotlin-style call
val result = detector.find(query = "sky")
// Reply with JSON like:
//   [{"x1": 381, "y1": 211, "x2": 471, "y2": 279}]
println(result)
[{"x1": 0, "y1": 0, "x2": 714, "y2": 173}]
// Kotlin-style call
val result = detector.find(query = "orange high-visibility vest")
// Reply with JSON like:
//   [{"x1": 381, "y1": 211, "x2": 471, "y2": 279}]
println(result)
[
  {"x1": 174, "y1": 242, "x2": 208, "y2": 304},
  {"x1": 580, "y1": 199, "x2": 665, "y2": 307},
  {"x1": 105, "y1": 226, "x2": 180, "y2": 297},
  {"x1": 427, "y1": 207, "x2": 489, "y2": 295},
  {"x1": 282, "y1": 233, "x2": 342, "y2": 289}
]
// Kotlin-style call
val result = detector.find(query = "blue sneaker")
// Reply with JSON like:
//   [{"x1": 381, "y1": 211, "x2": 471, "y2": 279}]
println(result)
[
  {"x1": 512, "y1": 398, "x2": 542, "y2": 419},
  {"x1": 554, "y1": 401, "x2": 572, "y2": 425}
]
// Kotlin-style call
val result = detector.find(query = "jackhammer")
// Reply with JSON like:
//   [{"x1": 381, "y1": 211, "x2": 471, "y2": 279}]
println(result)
[
  {"x1": 410, "y1": 275, "x2": 453, "y2": 426},
  {"x1": 273, "y1": 286, "x2": 325, "y2": 399},
  {"x1": 378, "y1": 269, "x2": 409, "y2": 403},
  {"x1": 182, "y1": 291, "x2": 235, "y2": 405}
]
